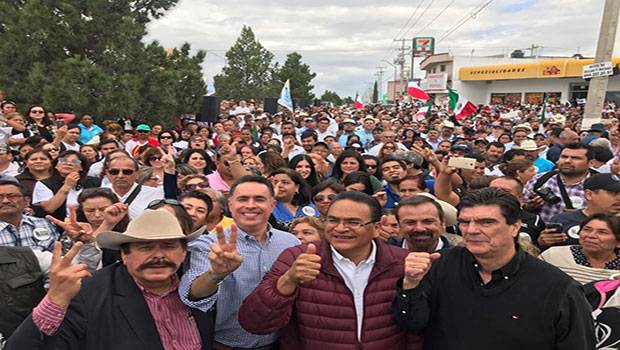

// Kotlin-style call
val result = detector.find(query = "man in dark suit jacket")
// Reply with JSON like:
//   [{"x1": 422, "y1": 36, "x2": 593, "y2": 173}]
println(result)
[{"x1": 7, "y1": 209, "x2": 214, "y2": 350}]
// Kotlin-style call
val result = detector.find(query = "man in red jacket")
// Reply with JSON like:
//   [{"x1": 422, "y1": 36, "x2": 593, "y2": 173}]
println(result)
[{"x1": 238, "y1": 191, "x2": 422, "y2": 349}]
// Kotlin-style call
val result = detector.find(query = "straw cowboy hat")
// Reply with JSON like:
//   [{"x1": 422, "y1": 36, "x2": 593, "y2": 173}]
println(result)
[
  {"x1": 415, "y1": 192, "x2": 458, "y2": 227},
  {"x1": 96, "y1": 209, "x2": 204, "y2": 250}
]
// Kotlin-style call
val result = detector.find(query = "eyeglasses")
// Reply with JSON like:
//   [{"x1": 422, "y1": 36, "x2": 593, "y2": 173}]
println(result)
[
  {"x1": 44, "y1": 147, "x2": 58, "y2": 152},
  {"x1": 366, "y1": 164, "x2": 377, "y2": 169},
  {"x1": 31, "y1": 110, "x2": 44, "y2": 114},
  {"x1": 147, "y1": 198, "x2": 181, "y2": 209},
  {"x1": 313, "y1": 194, "x2": 337, "y2": 203},
  {"x1": 0, "y1": 193, "x2": 23, "y2": 201},
  {"x1": 148, "y1": 156, "x2": 162, "y2": 162},
  {"x1": 58, "y1": 158, "x2": 81, "y2": 166},
  {"x1": 183, "y1": 182, "x2": 210, "y2": 192},
  {"x1": 108, "y1": 168, "x2": 135, "y2": 176},
  {"x1": 160, "y1": 136, "x2": 173, "y2": 139},
  {"x1": 323, "y1": 217, "x2": 375, "y2": 229}
]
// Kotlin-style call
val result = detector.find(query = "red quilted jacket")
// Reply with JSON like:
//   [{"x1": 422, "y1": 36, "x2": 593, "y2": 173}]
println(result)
[{"x1": 238, "y1": 239, "x2": 422, "y2": 350}]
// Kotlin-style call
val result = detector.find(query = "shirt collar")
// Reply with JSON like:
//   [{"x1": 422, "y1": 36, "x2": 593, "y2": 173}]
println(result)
[
  {"x1": 237, "y1": 224, "x2": 274, "y2": 242},
  {"x1": 331, "y1": 240, "x2": 377, "y2": 266},
  {"x1": 0, "y1": 215, "x2": 33, "y2": 230},
  {"x1": 470, "y1": 249, "x2": 524, "y2": 280}
]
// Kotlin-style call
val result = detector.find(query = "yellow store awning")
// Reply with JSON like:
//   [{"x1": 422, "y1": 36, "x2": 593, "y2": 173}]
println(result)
[{"x1": 459, "y1": 58, "x2": 620, "y2": 81}]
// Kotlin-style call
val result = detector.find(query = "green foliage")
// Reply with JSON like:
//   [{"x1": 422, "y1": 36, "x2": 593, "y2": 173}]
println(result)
[
  {"x1": 342, "y1": 96, "x2": 354, "y2": 105},
  {"x1": 214, "y1": 26, "x2": 275, "y2": 101},
  {"x1": 271, "y1": 52, "x2": 316, "y2": 101},
  {"x1": 0, "y1": 0, "x2": 205, "y2": 127},
  {"x1": 320, "y1": 90, "x2": 342, "y2": 105}
]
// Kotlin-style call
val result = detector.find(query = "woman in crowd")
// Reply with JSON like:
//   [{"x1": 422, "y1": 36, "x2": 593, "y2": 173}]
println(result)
[
  {"x1": 540, "y1": 213, "x2": 620, "y2": 284},
  {"x1": 499, "y1": 158, "x2": 537, "y2": 186},
  {"x1": 80, "y1": 144, "x2": 100, "y2": 165},
  {"x1": 179, "y1": 174, "x2": 210, "y2": 193},
  {"x1": 179, "y1": 190, "x2": 213, "y2": 232},
  {"x1": 202, "y1": 188, "x2": 233, "y2": 232},
  {"x1": 343, "y1": 171, "x2": 374, "y2": 196},
  {"x1": 270, "y1": 167, "x2": 319, "y2": 231},
  {"x1": 311, "y1": 179, "x2": 344, "y2": 217},
  {"x1": 16, "y1": 148, "x2": 53, "y2": 200},
  {"x1": 242, "y1": 155, "x2": 264, "y2": 175},
  {"x1": 32, "y1": 150, "x2": 100, "y2": 220},
  {"x1": 363, "y1": 155, "x2": 381, "y2": 179},
  {"x1": 181, "y1": 148, "x2": 216, "y2": 175},
  {"x1": 288, "y1": 154, "x2": 320, "y2": 188},
  {"x1": 332, "y1": 150, "x2": 382, "y2": 191},
  {"x1": 25, "y1": 105, "x2": 56, "y2": 142},
  {"x1": 239, "y1": 145, "x2": 256, "y2": 159},
  {"x1": 290, "y1": 216, "x2": 324, "y2": 244},
  {"x1": 5, "y1": 112, "x2": 30, "y2": 150},
  {"x1": 42, "y1": 143, "x2": 60, "y2": 160},
  {"x1": 158, "y1": 130, "x2": 177, "y2": 157},
  {"x1": 378, "y1": 141, "x2": 398, "y2": 158},
  {"x1": 140, "y1": 147, "x2": 165, "y2": 185}
]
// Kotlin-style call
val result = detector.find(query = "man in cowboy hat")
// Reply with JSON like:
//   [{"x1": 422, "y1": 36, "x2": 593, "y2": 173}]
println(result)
[
  {"x1": 7, "y1": 209, "x2": 215, "y2": 350},
  {"x1": 515, "y1": 139, "x2": 555, "y2": 173}
]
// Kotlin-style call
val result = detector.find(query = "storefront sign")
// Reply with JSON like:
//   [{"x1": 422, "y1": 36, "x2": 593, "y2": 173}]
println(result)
[
  {"x1": 583, "y1": 61, "x2": 613, "y2": 79},
  {"x1": 420, "y1": 73, "x2": 447, "y2": 91},
  {"x1": 413, "y1": 37, "x2": 435, "y2": 58}
]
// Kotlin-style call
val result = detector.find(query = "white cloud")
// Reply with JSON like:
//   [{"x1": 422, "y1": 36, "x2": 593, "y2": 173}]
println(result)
[{"x1": 145, "y1": 0, "x2": 620, "y2": 98}]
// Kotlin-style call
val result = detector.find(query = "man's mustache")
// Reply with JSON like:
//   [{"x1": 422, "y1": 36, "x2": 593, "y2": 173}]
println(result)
[{"x1": 137, "y1": 258, "x2": 177, "y2": 271}]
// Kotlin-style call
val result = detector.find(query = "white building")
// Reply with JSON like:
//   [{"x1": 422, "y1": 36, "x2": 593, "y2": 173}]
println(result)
[{"x1": 419, "y1": 53, "x2": 620, "y2": 105}]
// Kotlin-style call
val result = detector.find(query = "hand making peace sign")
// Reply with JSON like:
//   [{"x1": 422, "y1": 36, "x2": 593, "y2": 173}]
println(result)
[
  {"x1": 47, "y1": 241, "x2": 92, "y2": 307},
  {"x1": 208, "y1": 224, "x2": 244, "y2": 278}
]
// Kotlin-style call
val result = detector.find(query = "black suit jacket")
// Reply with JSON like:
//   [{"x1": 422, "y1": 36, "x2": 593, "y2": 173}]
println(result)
[{"x1": 6, "y1": 263, "x2": 214, "y2": 350}]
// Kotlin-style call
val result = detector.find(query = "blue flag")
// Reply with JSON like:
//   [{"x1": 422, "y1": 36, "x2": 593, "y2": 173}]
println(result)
[
  {"x1": 278, "y1": 79, "x2": 294, "y2": 112},
  {"x1": 206, "y1": 79, "x2": 216, "y2": 96}
]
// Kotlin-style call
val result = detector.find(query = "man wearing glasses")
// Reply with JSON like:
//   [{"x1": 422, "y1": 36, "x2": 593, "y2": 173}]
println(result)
[
  {"x1": 238, "y1": 191, "x2": 420, "y2": 349},
  {"x1": 103, "y1": 156, "x2": 163, "y2": 219}
]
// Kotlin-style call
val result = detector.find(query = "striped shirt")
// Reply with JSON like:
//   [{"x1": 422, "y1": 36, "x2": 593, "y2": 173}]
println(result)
[
  {"x1": 0, "y1": 215, "x2": 59, "y2": 251},
  {"x1": 523, "y1": 172, "x2": 589, "y2": 223},
  {"x1": 179, "y1": 225, "x2": 300, "y2": 348},
  {"x1": 32, "y1": 275, "x2": 202, "y2": 350}
]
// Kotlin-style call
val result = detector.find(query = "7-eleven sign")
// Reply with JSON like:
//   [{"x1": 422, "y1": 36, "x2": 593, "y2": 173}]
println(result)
[{"x1": 413, "y1": 37, "x2": 435, "y2": 58}]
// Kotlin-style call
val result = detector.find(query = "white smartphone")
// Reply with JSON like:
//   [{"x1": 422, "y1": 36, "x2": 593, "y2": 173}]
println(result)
[{"x1": 448, "y1": 157, "x2": 476, "y2": 170}]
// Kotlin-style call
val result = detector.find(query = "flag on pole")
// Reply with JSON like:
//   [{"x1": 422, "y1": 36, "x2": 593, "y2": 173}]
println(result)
[
  {"x1": 278, "y1": 79, "x2": 294, "y2": 112},
  {"x1": 540, "y1": 93, "x2": 549, "y2": 123},
  {"x1": 206, "y1": 79, "x2": 216, "y2": 96},
  {"x1": 354, "y1": 93, "x2": 364, "y2": 110},
  {"x1": 407, "y1": 81, "x2": 430, "y2": 101},
  {"x1": 414, "y1": 107, "x2": 428, "y2": 121},
  {"x1": 448, "y1": 89, "x2": 477, "y2": 120}
]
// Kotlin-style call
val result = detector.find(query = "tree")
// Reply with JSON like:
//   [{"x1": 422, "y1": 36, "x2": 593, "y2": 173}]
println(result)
[
  {"x1": 271, "y1": 52, "x2": 316, "y2": 101},
  {"x1": 0, "y1": 0, "x2": 205, "y2": 127},
  {"x1": 214, "y1": 26, "x2": 275, "y2": 101},
  {"x1": 372, "y1": 81, "x2": 378, "y2": 103},
  {"x1": 320, "y1": 90, "x2": 342, "y2": 105},
  {"x1": 343, "y1": 96, "x2": 354, "y2": 105}
]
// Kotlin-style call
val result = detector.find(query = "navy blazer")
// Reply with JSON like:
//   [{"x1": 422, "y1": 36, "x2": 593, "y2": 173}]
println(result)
[{"x1": 6, "y1": 262, "x2": 215, "y2": 350}]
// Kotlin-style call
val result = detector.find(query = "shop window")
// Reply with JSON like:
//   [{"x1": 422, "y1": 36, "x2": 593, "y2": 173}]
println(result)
[{"x1": 440, "y1": 65, "x2": 446, "y2": 72}]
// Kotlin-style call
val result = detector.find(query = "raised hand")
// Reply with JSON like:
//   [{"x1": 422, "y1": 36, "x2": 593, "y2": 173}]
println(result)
[
  {"x1": 63, "y1": 172, "x2": 80, "y2": 189},
  {"x1": 373, "y1": 191, "x2": 387, "y2": 208},
  {"x1": 403, "y1": 252, "x2": 440, "y2": 290},
  {"x1": 219, "y1": 144, "x2": 237, "y2": 159},
  {"x1": 46, "y1": 206, "x2": 94, "y2": 243},
  {"x1": 537, "y1": 228, "x2": 568, "y2": 247},
  {"x1": 47, "y1": 241, "x2": 92, "y2": 306},
  {"x1": 208, "y1": 224, "x2": 243, "y2": 277},
  {"x1": 285, "y1": 243, "x2": 322, "y2": 285},
  {"x1": 160, "y1": 148, "x2": 176, "y2": 174},
  {"x1": 102, "y1": 203, "x2": 129, "y2": 227}
]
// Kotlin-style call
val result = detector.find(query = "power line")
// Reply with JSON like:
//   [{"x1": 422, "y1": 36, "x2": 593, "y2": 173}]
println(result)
[
  {"x1": 379, "y1": 0, "x2": 426, "y2": 65},
  {"x1": 437, "y1": 0, "x2": 494, "y2": 44},
  {"x1": 417, "y1": 0, "x2": 457, "y2": 34},
  {"x1": 401, "y1": 0, "x2": 436, "y2": 38}
]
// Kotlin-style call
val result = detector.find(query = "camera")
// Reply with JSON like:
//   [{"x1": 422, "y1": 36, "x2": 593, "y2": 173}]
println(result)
[{"x1": 535, "y1": 187, "x2": 562, "y2": 205}]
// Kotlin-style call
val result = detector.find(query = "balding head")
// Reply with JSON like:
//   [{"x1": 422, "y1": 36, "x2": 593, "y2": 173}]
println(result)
[{"x1": 559, "y1": 129, "x2": 579, "y2": 146}]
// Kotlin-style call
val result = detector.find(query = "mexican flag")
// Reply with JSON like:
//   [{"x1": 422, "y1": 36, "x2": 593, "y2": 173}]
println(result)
[
  {"x1": 354, "y1": 93, "x2": 364, "y2": 110},
  {"x1": 407, "y1": 81, "x2": 430, "y2": 101},
  {"x1": 414, "y1": 107, "x2": 428, "y2": 121},
  {"x1": 448, "y1": 89, "x2": 477, "y2": 120}
]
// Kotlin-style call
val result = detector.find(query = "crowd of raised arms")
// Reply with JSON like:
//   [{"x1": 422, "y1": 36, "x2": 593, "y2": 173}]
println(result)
[{"x1": 0, "y1": 96, "x2": 619, "y2": 350}]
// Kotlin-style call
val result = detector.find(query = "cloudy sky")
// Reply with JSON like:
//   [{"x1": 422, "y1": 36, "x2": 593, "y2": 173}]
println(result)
[{"x1": 146, "y1": 0, "x2": 619, "y2": 98}]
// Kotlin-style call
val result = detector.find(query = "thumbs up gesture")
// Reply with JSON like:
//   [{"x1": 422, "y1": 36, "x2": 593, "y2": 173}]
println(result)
[
  {"x1": 277, "y1": 244, "x2": 322, "y2": 296},
  {"x1": 403, "y1": 252, "x2": 441, "y2": 290}
]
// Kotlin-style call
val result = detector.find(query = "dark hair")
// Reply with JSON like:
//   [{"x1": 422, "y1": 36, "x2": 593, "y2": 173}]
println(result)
[
  {"x1": 270, "y1": 167, "x2": 312, "y2": 206},
  {"x1": 301, "y1": 130, "x2": 318, "y2": 142},
  {"x1": 182, "y1": 148, "x2": 216, "y2": 175},
  {"x1": 260, "y1": 150, "x2": 287, "y2": 175},
  {"x1": 158, "y1": 130, "x2": 177, "y2": 143},
  {"x1": 288, "y1": 154, "x2": 319, "y2": 188},
  {"x1": 76, "y1": 188, "x2": 129, "y2": 232},
  {"x1": 311, "y1": 178, "x2": 345, "y2": 198},
  {"x1": 399, "y1": 174, "x2": 428, "y2": 191},
  {"x1": 230, "y1": 175, "x2": 275, "y2": 198},
  {"x1": 396, "y1": 195, "x2": 444, "y2": 223},
  {"x1": 24, "y1": 147, "x2": 52, "y2": 162},
  {"x1": 332, "y1": 150, "x2": 367, "y2": 180},
  {"x1": 591, "y1": 145, "x2": 614, "y2": 163},
  {"x1": 501, "y1": 149, "x2": 526, "y2": 163},
  {"x1": 65, "y1": 122, "x2": 81, "y2": 132},
  {"x1": 99, "y1": 138, "x2": 119, "y2": 148},
  {"x1": 343, "y1": 171, "x2": 373, "y2": 195},
  {"x1": 487, "y1": 141, "x2": 505, "y2": 150},
  {"x1": 330, "y1": 191, "x2": 382, "y2": 223},
  {"x1": 579, "y1": 213, "x2": 620, "y2": 241},
  {"x1": 25, "y1": 105, "x2": 51, "y2": 126},
  {"x1": 459, "y1": 188, "x2": 522, "y2": 225},
  {"x1": 179, "y1": 190, "x2": 214, "y2": 216},
  {"x1": 562, "y1": 143, "x2": 595, "y2": 160},
  {"x1": 380, "y1": 156, "x2": 406, "y2": 172},
  {"x1": 56, "y1": 150, "x2": 90, "y2": 179}
]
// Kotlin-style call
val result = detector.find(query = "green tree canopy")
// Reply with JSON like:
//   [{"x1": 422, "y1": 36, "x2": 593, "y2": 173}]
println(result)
[
  {"x1": 0, "y1": 0, "x2": 205, "y2": 127},
  {"x1": 271, "y1": 52, "x2": 316, "y2": 101},
  {"x1": 320, "y1": 90, "x2": 343, "y2": 105},
  {"x1": 214, "y1": 26, "x2": 275, "y2": 101}
]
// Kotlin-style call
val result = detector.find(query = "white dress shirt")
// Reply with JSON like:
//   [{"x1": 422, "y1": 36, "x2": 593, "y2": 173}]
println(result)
[{"x1": 330, "y1": 241, "x2": 377, "y2": 341}]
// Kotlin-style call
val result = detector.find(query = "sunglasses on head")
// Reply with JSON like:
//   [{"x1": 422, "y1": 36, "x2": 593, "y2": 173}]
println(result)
[
  {"x1": 108, "y1": 168, "x2": 135, "y2": 176},
  {"x1": 183, "y1": 182, "x2": 210, "y2": 192},
  {"x1": 147, "y1": 198, "x2": 181, "y2": 209},
  {"x1": 313, "y1": 194, "x2": 337, "y2": 203}
]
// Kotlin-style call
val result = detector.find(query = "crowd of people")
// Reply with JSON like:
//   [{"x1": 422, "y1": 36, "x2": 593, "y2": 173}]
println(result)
[{"x1": 0, "y1": 95, "x2": 618, "y2": 349}]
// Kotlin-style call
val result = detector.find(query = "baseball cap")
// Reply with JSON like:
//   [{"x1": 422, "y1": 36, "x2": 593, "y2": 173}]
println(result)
[
  {"x1": 584, "y1": 174, "x2": 620, "y2": 192},
  {"x1": 136, "y1": 124, "x2": 151, "y2": 132}
]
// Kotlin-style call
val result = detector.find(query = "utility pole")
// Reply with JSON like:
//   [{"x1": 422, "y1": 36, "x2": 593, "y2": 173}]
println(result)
[
  {"x1": 583, "y1": 0, "x2": 620, "y2": 129},
  {"x1": 394, "y1": 38, "x2": 410, "y2": 99}
]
